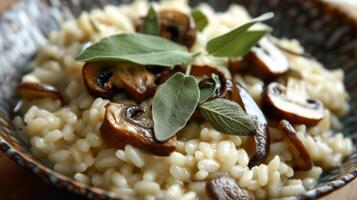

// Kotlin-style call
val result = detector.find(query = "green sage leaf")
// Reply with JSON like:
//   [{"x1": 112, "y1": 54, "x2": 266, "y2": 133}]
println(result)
[
  {"x1": 199, "y1": 74, "x2": 219, "y2": 103},
  {"x1": 153, "y1": 72, "x2": 200, "y2": 142},
  {"x1": 200, "y1": 98, "x2": 255, "y2": 136},
  {"x1": 140, "y1": 5, "x2": 160, "y2": 35},
  {"x1": 191, "y1": 9, "x2": 209, "y2": 32},
  {"x1": 76, "y1": 33, "x2": 192, "y2": 67},
  {"x1": 207, "y1": 12, "x2": 274, "y2": 57}
]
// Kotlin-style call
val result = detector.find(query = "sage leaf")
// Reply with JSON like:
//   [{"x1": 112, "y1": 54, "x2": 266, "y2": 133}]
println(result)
[
  {"x1": 199, "y1": 74, "x2": 219, "y2": 103},
  {"x1": 76, "y1": 33, "x2": 192, "y2": 67},
  {"x1": 207, "y1": 12, "x2": 274, "y2": 57},
  {"x1": 199, "y1": 98, "x2": 255, "y2": 136},
  {"x1": 191, "y1": 9, "x2": 209, "y2": 32},
  {"x1": 140, "y1": 5, "x2": 160, "y2": 35},
  {"x1": 153, "y1": 72, "x2": 200, "y2": 142}
]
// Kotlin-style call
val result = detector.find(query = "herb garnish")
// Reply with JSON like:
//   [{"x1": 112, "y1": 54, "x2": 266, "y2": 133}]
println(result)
[
  {"x1": 76, "y1": 11, "x2": 274, "y2": 141},
  {"x1": 152, "y1": 72, "x2": 200, "y2": 142},
  {"x1": 200, "y1": 99, "x2": 255, "y2": 135},
  {"x1": 191, "y1": 9, "x2": 209, "y2": 32},
  {"x1": 76, "y1": 33, "x2": 192, "y2": 67},
  {"x1": 140, "y1": 5, "x2": 160, "y2": 35},
  {"x1": 207, "y1": 12, "x2": 274, "y2": 57}
]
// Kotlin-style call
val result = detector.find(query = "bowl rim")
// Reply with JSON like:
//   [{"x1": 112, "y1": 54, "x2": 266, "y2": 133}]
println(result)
[{"x1": 0, "y1": 0, "x2": 357, "y2": 199}]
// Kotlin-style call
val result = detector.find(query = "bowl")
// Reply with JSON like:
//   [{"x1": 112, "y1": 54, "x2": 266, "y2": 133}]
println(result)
[{"x1": 0, "y1": 0, "x2": 356, "y2": 199}]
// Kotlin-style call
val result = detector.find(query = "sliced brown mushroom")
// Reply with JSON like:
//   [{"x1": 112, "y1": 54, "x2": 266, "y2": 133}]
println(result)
[
  {"x1": 206, "y1": 175, "x2": 255, "y2": 200},
  {"x1": 278, "y1": 120, "x2": 313, "y2": 170},
  {"x1": 136, "y1": 10, "x2": 196, "y2": 48},
  {"x1": 159, "y1": 10, "x2": 196, "y2": 48},
  {"x1": 231, "y1": 83, "x2": 270, "y2": 168},
  {"x1": 263, "y1": 80, "x2": 324, "y2": 125},
  {"x1": 100, "y1": 103, "x2": 176, "y2": 156},
  {"x1": 83, "y1": 62, "x2": 157, "y2": 102},
  {"x1": 246, "y1": 37, "x2": 289, "y2": 79},
  {"x1": 17, "y1": 82, "x2": 64, "y2": 104},
  {"x1": 228, "y1": 58, "x2": 249, "y2": 74}
]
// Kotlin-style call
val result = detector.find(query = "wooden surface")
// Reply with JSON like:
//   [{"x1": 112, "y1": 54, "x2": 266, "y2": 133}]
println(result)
[{"x1": 0, "y1": 0, "x2": 357, "y2": 200}]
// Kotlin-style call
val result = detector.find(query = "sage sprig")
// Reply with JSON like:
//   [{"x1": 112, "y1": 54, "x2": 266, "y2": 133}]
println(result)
[
  {"x1": 198, "y1": 74, "x2": 219, "y2": 103},
  {"x1": 199, "y1": 98, "x2": 256, "y2": 136},
  {"x1": 140, "y1": 5, "x2": 160, "y2": 35},
  {"x1": 191, "y1": 9, "x2": 209, "y2": 32},
  {"x1": 76, "y1": 33, "x2": 192, "y2": 67},
  {"x1": 207, "y1": 12, "x2": 274, "y2": 57},
  {"x1": 152, "y1": 72, "x2": 200, "y2": 142}
]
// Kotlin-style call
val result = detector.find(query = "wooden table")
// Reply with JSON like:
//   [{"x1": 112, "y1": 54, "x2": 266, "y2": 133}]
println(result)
[{"x1": 1, "y1": 0, "x2": 357, "y2": 199}]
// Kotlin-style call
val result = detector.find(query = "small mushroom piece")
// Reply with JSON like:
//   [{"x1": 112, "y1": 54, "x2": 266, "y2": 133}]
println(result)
[
  {"x1": 100, "y1": 103, "x2": 176, "y2": 156},
  {"x1": 17, "y1": 82, "x2": 64, "y2": 103},
  {"x1": 191, "y1": 64, "x2": 233, "y2": 100},
  {"x1": 82, "y1": 62, "x2": 157, "y2": 102},
  {"x1": 206, "y1": 175, "x2": 255, "y2": 200},
  {"x1": 263, "y1": 80, "x2": 325, "y2": 125},
  {"x1": 246, "y1": 37, "x2": 289, "y2": 79},
  {"x1": 228, "y1": 58, "x2": 249, "y2": 74},
  {"x1": 231, "y1": 83, "x2": 270, "y2": 167},
  {"x1": 159, "y1": 10, "x2": 196, "y2": 48},
  {"x1": 278, "y1": 120, "x2": 313, "y2": 170}
]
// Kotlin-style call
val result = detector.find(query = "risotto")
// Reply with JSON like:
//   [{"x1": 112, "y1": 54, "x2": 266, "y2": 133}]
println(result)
[{"x1": 14, "y1": 0, "x2": 353, "y2": 199}]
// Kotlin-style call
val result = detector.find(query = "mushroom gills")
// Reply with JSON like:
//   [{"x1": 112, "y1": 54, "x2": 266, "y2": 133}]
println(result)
[
  {"x1": 206, "y1": 175, "x2": 255, "y2": 200},
  {"x1": 246, "y1": 37, "x2": 290, "y2": 79},
  {"x1": 100, "y1": 103, "x2": 176, "y2": 156},
  {"x1": 17, "y1": 82, "x2": 64, "y2": 104},
  {"x1": 278, "y1": 120, "x2": 313, "y2": 170},
  {"x1": 82, "y1": 62, "x2": 157, "y2": 102},
  {"x1": 231, "y1": 83, "x2": 270, "y2": 167},
  {"x1": 263, "y1": 80, "x2": 325, "y2": 125}
]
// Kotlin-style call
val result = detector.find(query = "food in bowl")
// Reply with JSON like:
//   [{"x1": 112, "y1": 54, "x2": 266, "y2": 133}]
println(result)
[{"x1": 13, "y1": 0, "x2": 353, "y2": 199}]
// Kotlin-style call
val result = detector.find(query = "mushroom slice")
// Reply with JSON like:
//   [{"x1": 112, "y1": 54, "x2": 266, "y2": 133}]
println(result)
[
  {"x1": 17, "y1": 82, "x2": 64, "y2": 103},
  {"x1": 231, "y1": 83, "x2": 270, "y2": 167},
  {"x1": 246, "y1": 37, "x2": 289, "y2": 79},
  {"x1": 100, "y1": 103, "x2": 176, "y2": 156},
  {"x1": 263, "y1": 80, "x2": 324, "y2": 125},
  {"x1": 82, "y1": 62, "x2": 115, "y2": 99},
  {"x1": 278, "y1": 120, "x2": 312, "y2": 170},
  {"x1": 192, "y1": 65, "x2": 233, "y2": 100},
  {"x1": 159, "y1": 10, "x2": 196, "y2": 48},
  {"x1": 114, "y1": 62, "x2": 157, "y2": 102},
  {"x1": 82, "y1": 62, "x2": 157, "y2": 102},
  {"x1": 206, "y1": 175, "x2": 255, "y2": 200},
  {"x1": 228, "y1": 58, "x2": 249, "y2": 74}
]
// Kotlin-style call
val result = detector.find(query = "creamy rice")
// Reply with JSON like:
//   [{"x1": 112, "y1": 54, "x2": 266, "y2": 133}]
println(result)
[{"x1": 14, "y1": 0, "x2": 353, "y2": 199}]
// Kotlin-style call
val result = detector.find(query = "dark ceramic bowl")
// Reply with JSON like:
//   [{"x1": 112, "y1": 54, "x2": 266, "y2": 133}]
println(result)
[{"x1": 0, "y1": 0, "x2": 357, "y2": 199}]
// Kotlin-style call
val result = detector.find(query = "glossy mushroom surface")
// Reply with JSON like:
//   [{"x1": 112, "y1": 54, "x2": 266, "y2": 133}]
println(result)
[
  {"x1": 159, "y1": 10, "x2": 196, "y2": 48},
  {"x1": 232, "y1": 83, "x2": 270, "y2": 167},
  {"x1": 82, "y1": 62, "x2": 157, "y2": 102},
  {"x1": 263, "y1": 80, "x2": 325, "y2": 125},
  {"x1": 17, "y1": 82, "x2": 64, "y2": 104},
  {"x1": 279, "y1": 120, "x2": 313, "y2": 170},
  {"x1": 206, "y1": 175, "x2": 255, "y2": 200},
  {"x1": 246, "y1": 37, "x2": 289, "y2": 79},
  {"x1": 100, "y1": 103, "x2": 176, "y2": 156}
]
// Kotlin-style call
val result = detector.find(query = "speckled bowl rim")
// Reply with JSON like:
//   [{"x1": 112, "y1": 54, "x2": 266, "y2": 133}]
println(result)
[{"x1": 0, "y1": 0, "x2": 356, "y2": 199}]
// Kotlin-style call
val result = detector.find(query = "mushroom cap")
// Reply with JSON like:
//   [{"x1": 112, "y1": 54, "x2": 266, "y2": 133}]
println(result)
[
  {"x1": 206, "y1": 175, "x2": 255, "y2": 200},
  {"x1": 159, "y1": 10, "x2": 196, "y2": 48},
  {"x1": 263, "y1": 81, "x2": 325, "y2": 125},
  {"x1": 232, "y1": 83, "x2": 270, "y2": 167},
  {"x1": 82, "y1": 62, "x2": 157, "y2": 102},
  {"x1": 100, "y1": 103, "x2": 176, "y2": 156},
  {"x1": 279, "y1": 120, "x2": 313, "y2": 170},
  {"x1": 17, "y1": 82, "x2": 64, "y2": 104},
  {"x1": 247, "y1": 37, "x2": 290, "y2": 79}
]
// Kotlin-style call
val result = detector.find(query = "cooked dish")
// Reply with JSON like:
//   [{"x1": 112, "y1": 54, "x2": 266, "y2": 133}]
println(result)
[{"x1": 14, "y1": 0, "x2": 353, "y2": 199}]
